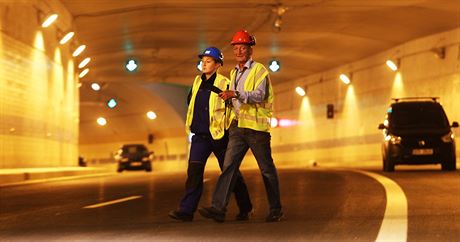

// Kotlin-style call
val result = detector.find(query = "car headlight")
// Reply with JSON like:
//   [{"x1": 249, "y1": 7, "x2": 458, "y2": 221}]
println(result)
[
  {"x1": 120, "y1": 157, "x2": 129, "y2": 162},
  {"x1": 142, "y1": 157, "x2": 150, "y2": 162},
  {"x1": 385, "y1": 134, "x2": 402, "y2": 144},
  {"x1": 441, "y1": 132, "x2": 454, "y2": 143}
]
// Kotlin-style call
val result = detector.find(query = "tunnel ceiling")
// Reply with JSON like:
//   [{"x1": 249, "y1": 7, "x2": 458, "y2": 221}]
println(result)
[{"x1": 60, "y1": 0, "x2": 460, "y2": 144}]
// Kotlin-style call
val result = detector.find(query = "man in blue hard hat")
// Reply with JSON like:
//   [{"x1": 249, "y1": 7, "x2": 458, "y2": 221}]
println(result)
[{"x1": 168, "y1": 47, "x2": 252, "y2": 222}]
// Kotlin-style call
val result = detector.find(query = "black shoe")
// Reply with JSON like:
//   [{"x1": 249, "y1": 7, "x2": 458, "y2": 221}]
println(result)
[
  {"x1": 168, "y1": 210, "x2": 193, "y2": 222},
  {"x1": 265, "y1": 210, "x2": 284, "y2": 222},
  {"x1": 236, "y1": 208, "x2": 254, "y2": 221},
  {"x1": 198, "y1": 206, "x2": 225, "y2": 223}
]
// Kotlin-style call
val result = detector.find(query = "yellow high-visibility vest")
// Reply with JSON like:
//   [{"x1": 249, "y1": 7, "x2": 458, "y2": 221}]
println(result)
[
  {"x1": 185, "y1": 73, "x2": 230, "y2": 140},
  {"x1": 230, "y1": 62, "x2": 274, "y2": 132}
]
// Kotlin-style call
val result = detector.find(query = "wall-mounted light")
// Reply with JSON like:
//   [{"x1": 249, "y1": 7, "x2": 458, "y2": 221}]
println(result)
[
  {"x1": 41, "y1": 13, "x2": 58, "y2": 28},
  {"x1": 78, "y1": 57, "x2": 91, "y2": 69},
  {"x1": 431, "y1": 47, "x2": 446, "y2": 59},
  {"x1": 91, "y1": 82, "x2": 101, "y2": 91},
  {"x1": 79, "y1": 68, "x2": 89, "y2": 78},
  {"x1": 386, "y1": 59, "x2": 399, "y2": 71},
  {"x1": 339, "y1": 73, "x2": 351, "y2": 85},
  {"x1": 295, "y1": 86, "x2": 306, "y2": 96},
  {"x1": 146, "y1": 111, "x2": 157, "y2": 120},
  {"x1": 97, "y1": 117, "x2": 107, "y2": 126},
  {"x1": 327, "y1": 104, "x2": 334, "y2": 119},
  {"x1": 59, "y1": 31, "x2": 74, "y2": 45},
  {"x1": 269, "y1": 59, "x2": 280, "y2": 72},
  {"x1": 72, "y1": 44, "x2": 86, "y2": 57}
]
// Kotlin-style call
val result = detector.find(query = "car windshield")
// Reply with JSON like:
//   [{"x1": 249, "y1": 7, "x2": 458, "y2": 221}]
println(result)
[
  {"x1": 123, "y1": 145, "x2": 147, "y2": 154},
  {"x1": 389, "y1": 103, "x2": 449, "y2": 129}
]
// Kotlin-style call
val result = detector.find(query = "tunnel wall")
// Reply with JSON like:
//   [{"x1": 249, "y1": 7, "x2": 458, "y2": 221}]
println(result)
[
  {"x1": 270, "y1": 28, "x2": 460, "y2": 168},
  {"x1": 0, "y1": 1, "x2": 79, "y2": 168},
  {"x1": 79, "y1": 28, "x2": 460, "y2": 170},
  {"x1": 91, "y1": 27, "x2": 460, "y2": 170}
]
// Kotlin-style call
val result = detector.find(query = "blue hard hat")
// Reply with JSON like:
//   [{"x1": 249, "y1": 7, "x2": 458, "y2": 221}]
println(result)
[{"x1": 198, "y1": 47, "x2": 224, "y2": 65}]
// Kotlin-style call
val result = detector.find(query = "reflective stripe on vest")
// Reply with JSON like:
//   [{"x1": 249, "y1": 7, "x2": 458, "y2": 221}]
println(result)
[
  {"x1": 230, "y1": 62, "x2": 274, "y2": 132},
  {"x1": 185, "y1": 73, "x2": 230, "y2": 140}
]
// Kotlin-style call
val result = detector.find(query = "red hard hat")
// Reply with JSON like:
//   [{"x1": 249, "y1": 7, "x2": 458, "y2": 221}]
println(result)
[{"x1": 231, "y1": 30, "x2": 256, "y2": 46}]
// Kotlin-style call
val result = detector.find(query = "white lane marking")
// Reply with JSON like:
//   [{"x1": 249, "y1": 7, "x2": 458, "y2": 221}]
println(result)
[
  {"x1": 354, "y1": 170, "x2": 407, "y2": 242},
  {"x1": 83, "y1": 195, "x2": 142, "y2": 209},
  {"x1": 0, "y1": 173, "x2": 112, "y2": 187}
]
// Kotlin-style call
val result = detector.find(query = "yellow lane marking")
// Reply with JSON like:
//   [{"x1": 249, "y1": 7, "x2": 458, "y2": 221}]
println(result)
[
  {"x1": 354, "y1": 170, "x2": 407, "y2": 242},
  {"x1": 83, "y1": 195, "x2": 142, "y2": 209}
]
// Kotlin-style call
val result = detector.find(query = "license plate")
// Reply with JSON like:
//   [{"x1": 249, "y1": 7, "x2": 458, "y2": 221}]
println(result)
[
  {"x1": 412, "y1": 149, "x2": 433, "y2": 155},
  {"x1": 130, "y1": 162, "x2": 142, "y2": 166}
]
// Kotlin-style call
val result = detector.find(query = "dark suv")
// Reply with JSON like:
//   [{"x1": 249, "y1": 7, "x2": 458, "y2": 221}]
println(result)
[
  {"x1": 378, "y1": 97, "x2": 458, "y2": 172},
  {"x1": 115, "y1": 144, "x2": 153, "y2": 172}
]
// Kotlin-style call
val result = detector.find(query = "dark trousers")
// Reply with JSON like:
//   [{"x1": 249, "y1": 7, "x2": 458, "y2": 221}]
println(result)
[
  {"x1": 178, "y1": 133, "x2": 252, "y2": 214},
  {"x1": 212, "y1": 123, "x2": 282, "y2": 213}
]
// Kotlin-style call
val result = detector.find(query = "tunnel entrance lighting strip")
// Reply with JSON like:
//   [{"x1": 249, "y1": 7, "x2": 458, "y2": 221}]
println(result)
[
  {"x1": 83, "y1": 195, "x2": 142, "y2": 209},
  {"x1": 354, "y1": 170, "x2": 407, "y2": 242}
]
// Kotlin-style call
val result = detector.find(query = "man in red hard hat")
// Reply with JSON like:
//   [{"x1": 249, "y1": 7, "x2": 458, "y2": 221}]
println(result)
[
  {"x1": 168, "y1": 47, "x2": 252, "y2": 222},
  {"x1": 199, "y1": 30, "x2": 283, "y2": 223}
]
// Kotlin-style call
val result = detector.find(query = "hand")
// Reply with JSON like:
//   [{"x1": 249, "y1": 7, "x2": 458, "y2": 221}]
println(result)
[{"x1": 219, "y1": 90, "x2": 236, "y2": 101}]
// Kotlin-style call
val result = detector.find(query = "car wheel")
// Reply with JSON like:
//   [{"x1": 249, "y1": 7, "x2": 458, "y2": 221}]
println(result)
[
  {"x1": 441, "y1": 153, "x2": 456, "y2": 171},
  {"x1": 145, "y1": 163, "x2": 152, "y2": 172},
  {"x1": 117, "y1": 165, "x2": 124, "y2": 173},
  {"x1": 383, "y1": 156, "x2": 395, "y2": 172}
]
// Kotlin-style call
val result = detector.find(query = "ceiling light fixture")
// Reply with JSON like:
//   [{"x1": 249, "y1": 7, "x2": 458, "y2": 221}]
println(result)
[
  {"x1": 272, "y1": 4, "x2": 288, "y2": 32},
  {"x1": 269, "y1": 59, "x2": 280, "y2": 72},
  {"x1": 79, "y1": 68, "x2": 89, "y2": 78},
  {"x1": 146, "y1": 111, "x2": 157, "y2": 120},
  {"x1": 97, "y1": 117, "x2": 107, "y2": 126},
  {"x1": 59, "y1": 31, "x2": 74, "y2": 45},
  {"x1": 41, "y1": 13, "x2": 58, "y2": 28},
  {"x1": 125, "y1": 59, "x2": 138, "y2": 72},
  {"x1": 107, "y1": 98, "x2": 118, "y2": 109},
  {"x1": 72, "y1": 44, "x2": 86, "y2": 57},
  {"x1": 91, "y1": 83, "x2": 101, "y2": 91},
  {"x1": 197, "y1": 60, "x2": 203, "y2": 72},
  {"x1": 78, "y1": 57, "x2": 91, "y2": 69}
]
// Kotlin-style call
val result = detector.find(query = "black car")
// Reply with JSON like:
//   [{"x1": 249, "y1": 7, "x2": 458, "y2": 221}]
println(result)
[
  {"x1": 378, "y1": 97, "x2": 458, "y2": 172},
  {"x1": 115, "y1": 144, "x2": 153, "y2": 172}
]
